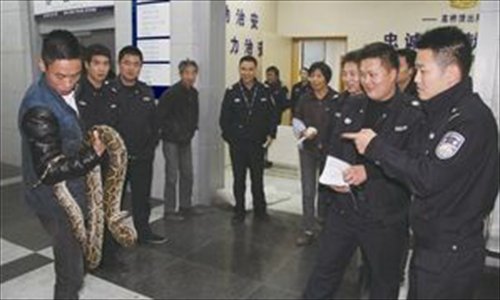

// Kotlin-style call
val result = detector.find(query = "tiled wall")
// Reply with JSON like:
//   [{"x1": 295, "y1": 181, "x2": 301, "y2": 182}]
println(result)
[{"x1": 0, "y1": 1, "x2": 34, "y2": 166}]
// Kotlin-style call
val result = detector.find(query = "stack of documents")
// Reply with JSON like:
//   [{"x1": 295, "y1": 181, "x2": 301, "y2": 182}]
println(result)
[{"x1": 319, "y1": 156, "x2": 351, "y2": 187}]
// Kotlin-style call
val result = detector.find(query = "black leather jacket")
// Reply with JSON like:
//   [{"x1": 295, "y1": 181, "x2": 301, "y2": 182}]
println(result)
[
  {"x1": 19, "y1": 75, "x2": 100, "y2": 217},
  {"x1": 21, "y1": 107, "x2": 100, "y2": 186}
]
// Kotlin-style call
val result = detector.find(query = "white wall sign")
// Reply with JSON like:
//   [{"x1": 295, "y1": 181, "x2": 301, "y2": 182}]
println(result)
[
  {"x1": 132, "y1": 0, "x2": 171, "y2": 94},
  {"x1": 136, "y1": 2, "x2": 170, "y2": 38},
  {"x1": 33, "y1": 0, "x2": 114, "y2": 19},
  {"x1": 140, "y1": 64, "x2": 171, "y2": 87},
  {"x1": 137, "y1": 39, "x2": 171, "y2": 62}
]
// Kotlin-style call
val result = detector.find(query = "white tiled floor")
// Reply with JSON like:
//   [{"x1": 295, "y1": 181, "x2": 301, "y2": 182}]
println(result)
[
  {"x1": 0, "y1": 238, "x2": 34, "y2": 265},
  {"x1": 36, "y1": 246, "x2": 54, "y2": 260},
  {"x1": 0, "y1": 264, "x2": 150, "y2": 300}
]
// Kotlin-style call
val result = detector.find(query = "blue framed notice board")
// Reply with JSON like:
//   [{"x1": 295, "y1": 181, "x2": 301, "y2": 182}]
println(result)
[{"x1": 132, "y1": 0, "x2": 171, "y2": 98}]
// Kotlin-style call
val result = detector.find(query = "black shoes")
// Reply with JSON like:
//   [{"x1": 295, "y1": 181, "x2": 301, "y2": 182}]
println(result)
[
  {"x1": 264, "y1": 160, "x2": 273, "y2": 169},
  {"x1": 231, "y1": 213, "x2": 246, "y2": 224},
  {"x1": 139, "y1": 232, "x2": 169, "y2": 245},
  {"x1": 254, "y1": 212, "x2": 270, "y2": 222}
]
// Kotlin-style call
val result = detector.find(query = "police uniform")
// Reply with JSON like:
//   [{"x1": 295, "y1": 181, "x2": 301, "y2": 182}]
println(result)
[
  {"x1": 112, "y1": 78, "x2": 159, "y2": 240},
  {"x1": 219, "y1": 80, "x2": 278, "y2": 219},
  {"x1": 364, "y1": 77, "x2": 499, "y2": 299},
  {"x1": 304, "y1": 90, "x2": 424, "y2": 299},
  {"x1": 265, "y1": 80, "x2": 290, "y2": 116},
  {"x1": 76, "y1": 77, "x2": 119, "y2": 130}
]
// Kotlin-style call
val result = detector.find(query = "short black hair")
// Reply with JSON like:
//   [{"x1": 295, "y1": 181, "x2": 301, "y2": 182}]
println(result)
[
  {"x1": 359, "y1": 42, "x2": 399, "y2": 71},
  {"x1": 309, "y1": 61, "x2": 332, "y2": 83},
  {"x1": 178, "y1": 59, "x2": 198, "y2": 73},
  {"x1": 239, "y1": 55, "x2": 258, "y2": 66},
  {"x1": 397, "y1": 48, "x2": 417, "y2": 69},
  {"x1": 266, "y1": 66, "x2": 280, "y2": 78},
  {"x1": 84, "y1": 43, "x2": 111, "y2": 64},
  {"x1": 341, "y1": 50, "x2": 361, "y2": 68},
  {"x1": 42, "y1": 29, "x2": 82, "y2": 66},
  {"x1": 416, "y1": 26, "x2": 473, "y2": 79},
  {"x1": 118, "y1": 45, "x2": 143, "y2": 63}
]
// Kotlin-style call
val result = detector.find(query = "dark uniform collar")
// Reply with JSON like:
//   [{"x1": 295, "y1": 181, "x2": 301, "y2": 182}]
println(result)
[
  {"x1": 422, "y1": 77, "x2": 472, "y2": 117},
  {"x1": 81, "y1": 76, "x2": 104, "y2": 92},
  {"x1": 238, "y1": 79, "x2": 260, "y2": 91},
  {"x1": 364, "y1": 86, "x2": 402, "y2": 112},
  {"x1": 265, "y1": 80, "x2": 282, "y2": 89},
  {"x1": 309, "y1": 86, "x2": 336, "y2": 101},
  {"x1": 117, "y1": 75, "x2": 139, "y2": 90}
]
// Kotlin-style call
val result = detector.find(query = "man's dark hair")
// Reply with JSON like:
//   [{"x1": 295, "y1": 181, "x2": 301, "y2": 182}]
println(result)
[
  {"x1": 239, "y1": 55, "x2": 258, "y2": 66},
  {"x1": 341, "y1": 50, "x2": 361, "y2": 68},
  {"x1": 416, "y1": 26, "x2": 473, "y2": 79},
  {"x1": 359, "y1": 42, "x2": 399, "y2": 71},
  {"x1": 397, "y1": 48, "x2": 417, "y2": 69},
  {"x1": 42, "y1": 29, "x2": 82, "y2": 66},
  {"x1": 118, "y1": 45, "x2": 143, "y2": 62},
  {"x1": 84, "y1": 43, "x2": 112, "y2": 64},
  {"x1": 266, "y1": 66, "x2": 280, "y2": 78},
  {"x1": 178, "y1": 59, "x2": 198, "y2": 73},
  {"x1": 309, "y1": 61, "x2": 332, "y2": 83},
  {"x1": 300, "y1": 66, "x2": 309, "y2": 73}
]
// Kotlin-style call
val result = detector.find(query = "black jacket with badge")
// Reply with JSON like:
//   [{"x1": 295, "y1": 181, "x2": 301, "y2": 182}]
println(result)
[
  {"x1": 157, "y1": 81, "x2": 199, "y2": 144},
  {"x1": 76, "y1": 77, "x2": 119, "y2": 130},
  {"x1": 265, "y1": 80, "x2": 290, "y2": 114},
  {"x1": 327, "y1": 90, "x2": 424, "y2": 225},
  {"x1": 219, "y1": 80, "x2": 278, "y2": 144},
  {"x1": 291, "y1": 81, "x2": 310, "y2": 114},
  {"x1": 112, "y1": 78, "x2": 159, "y2": 160},
  {"x1": 365, "y1": 78, "x2": 499, "y2": 248}
]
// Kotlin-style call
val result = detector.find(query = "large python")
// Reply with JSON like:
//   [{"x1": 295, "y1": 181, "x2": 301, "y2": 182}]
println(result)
[{"x1": 44, "y1": 125, "x2": 137, "y2": 270}]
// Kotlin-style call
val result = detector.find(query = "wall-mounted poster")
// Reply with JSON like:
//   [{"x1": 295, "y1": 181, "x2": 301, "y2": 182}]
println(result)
[{"x1": 132, "y1": 0, "x2": 171, "y2": 98}]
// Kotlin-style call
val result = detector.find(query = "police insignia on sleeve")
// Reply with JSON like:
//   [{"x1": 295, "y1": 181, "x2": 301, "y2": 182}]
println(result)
[{"x1": 435, "y1": 131, "x2": 465, "y2": 160}]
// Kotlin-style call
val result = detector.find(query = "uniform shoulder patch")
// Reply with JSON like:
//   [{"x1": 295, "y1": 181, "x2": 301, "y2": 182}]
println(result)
[{"x1": 435, "y1": 131, "x2": 465, "y2": 160}]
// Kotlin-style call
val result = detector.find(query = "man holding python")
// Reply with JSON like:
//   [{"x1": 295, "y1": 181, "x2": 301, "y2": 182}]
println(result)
[{"x1": 18, "y1": 30, "x2": 134, "y2": 299}]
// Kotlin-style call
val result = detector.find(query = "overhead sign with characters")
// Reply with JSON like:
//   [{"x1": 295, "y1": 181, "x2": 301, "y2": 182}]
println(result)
[{"x1": 33, "y1": 0, "x2": 114, "y2": 19}]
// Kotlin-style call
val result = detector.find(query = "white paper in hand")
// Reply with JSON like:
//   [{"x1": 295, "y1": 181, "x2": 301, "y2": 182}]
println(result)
[{"x1": 319, "y1": 156, "x2": 352, "y2": 187}]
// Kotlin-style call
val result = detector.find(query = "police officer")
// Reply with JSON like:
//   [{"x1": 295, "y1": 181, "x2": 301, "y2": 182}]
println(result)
[
  {"x1": 343, "y1": 26, "x2": 499, "y2": 299},
  {"x1": 396, "y1": 48, "x2": 418, "y2": 98},
  {"x1": 219, "y1": 55, "x2": 278, "y2": 224},
  {"x1": 113, "y1": 46, "x2": 166, "y2": 244},
  {"x1": 303, "y1": 42, "x2": 424, "y2": 299},
  {"x1": 290, "y1": 67, "x2": 310, "y2": 115},
  {"x1": 264, "y1": 65, "x2": 289, "y2": 168},
  {"x1": 77, "y1": 44, "x2": 118, "y2": 130}
]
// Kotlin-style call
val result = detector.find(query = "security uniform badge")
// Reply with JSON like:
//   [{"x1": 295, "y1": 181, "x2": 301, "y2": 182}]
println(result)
[{"x1": 435, "y1": 131, "x2": 465, "y2": 160}]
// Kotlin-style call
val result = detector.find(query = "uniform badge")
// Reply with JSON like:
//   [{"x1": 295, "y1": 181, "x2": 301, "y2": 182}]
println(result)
[
  {"x1": 143, "y1": 96, "x2": 151, "y2": 102},
  {"x1": 234, "y1": 98, "x2": 241, "y2": 103},
  {"x1": 435, "y1": 131, "x2": 465, "y2": 160},
  {"x1": 394, "y1": 125, "x2": 408, "y2": 132},
  {"x1": 78, "y1": 101, "x2": 87, "y2": 106}
]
